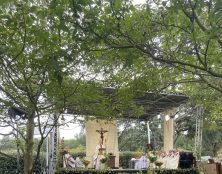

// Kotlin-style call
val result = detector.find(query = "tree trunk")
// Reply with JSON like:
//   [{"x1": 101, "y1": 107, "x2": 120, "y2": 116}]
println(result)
[
  {"x1": 24, "y1": 116, "x2": 35, "y2": 174},
  {"x1": 213, "y1": 142, "x2": 218, "y2": 157}
]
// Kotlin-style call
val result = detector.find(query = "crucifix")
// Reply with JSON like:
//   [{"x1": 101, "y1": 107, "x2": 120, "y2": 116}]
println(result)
[{"x1": 96, "y1": 127, "x2": 108, "y2": 145}]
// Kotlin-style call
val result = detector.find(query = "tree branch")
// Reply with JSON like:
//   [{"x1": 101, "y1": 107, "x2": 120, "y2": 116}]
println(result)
[{"x1": 9, "y1": 10, "x2": 27, "y2": 65}]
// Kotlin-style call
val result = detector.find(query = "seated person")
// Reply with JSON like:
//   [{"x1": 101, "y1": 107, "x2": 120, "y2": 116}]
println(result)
[
  {"x1": 62, "y1": 150, "x2": 76, "y2": 168},
  {"x1": 75, "y1": 155, "x2": 84, "y2": 167},
  {"x1": 135, "y1": 153, "x2": 150, "y2": 169}
]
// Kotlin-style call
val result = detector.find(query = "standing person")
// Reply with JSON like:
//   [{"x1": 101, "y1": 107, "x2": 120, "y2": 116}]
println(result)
[{"x1": 92, "y1": 138, "x2": 106, "y2": 169}]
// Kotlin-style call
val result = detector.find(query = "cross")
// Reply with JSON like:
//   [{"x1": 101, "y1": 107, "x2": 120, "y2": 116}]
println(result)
[{"x1": 96, "y1": 127, "x2": 108, "y2": 145}]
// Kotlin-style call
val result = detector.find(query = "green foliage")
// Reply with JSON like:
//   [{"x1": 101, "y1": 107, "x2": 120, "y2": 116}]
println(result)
[
  {"x1": 62, "y1": 133, "x2": 86, "y2": 160},
  {"x1": 118, "y1": 121, "x2": 148, "y2": 151},
  {"x1": 0, "y1": 0, "x2": 91, "y2": 172},
  {"x1": 71, "y1": 0, "x2": 222, "y2": 126},
  {"x1": 202, "y1": 128, "x2": 222, "y2": 157},
  {"x1": 64, "y1": 134, "x2": 86, "y2": 150},
  {"x1": 2, "y1": 0, "x2": 222, "y2": 171},
  {"x1": 154, "y1": 169, "x2": 199, "y2": 174},
  {"x1": 69, "y1": 145, "x2": 86, "y2": 155},
  {"x1": 55, "y1": 168, "x2": 199, "y2": 174},
  {"x1": 119, "y1": 151, "x2": 133, "y2": 168},
  {"x1": 0, "y1": 136, "x2": 17, "y2": 150},
  {"x1": 56, "y1": 168, "x2": 112, "y2": 174},
  {"x1": 69, "y1": 151, "x2": 86, "y2": 160},
  {"x1": 0, "y1": 153, "x2": 19, "y2": 174},
  {"x1": 119, "y1": 151, "x2": 143, "y2": 168},
  {"x1": 0, "y1": 153, "x2": 45, "y2": 174},
  {"x1": 148, "y1": 151, "x2": 157, "y2": 163},
  {"x1": 174, "y1": 136, "x2": 194, "y2": 152},
  {"x1": 118, "y1": 114, "x2": 197, "y2": 153},
  {"x1": 0, "y1": 0, "x2": 145, "y2": 172}
]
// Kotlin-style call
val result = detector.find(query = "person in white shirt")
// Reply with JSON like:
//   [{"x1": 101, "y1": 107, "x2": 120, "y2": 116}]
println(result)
[
  {"x1": 92, "y1": 138, "x2": 106, "y2": 169},
  {"x1": 135, "y1": 153, "x2": 150, "y2": 169}
]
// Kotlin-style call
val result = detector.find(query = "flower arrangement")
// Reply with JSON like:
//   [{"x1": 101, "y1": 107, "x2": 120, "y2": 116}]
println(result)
[
  {"x1": 100, "y1": 157, "x2": 108, "y2": 164},
  {"x1": 155, "y1": 160, "x2": 164, "y2": 168},
  {"x1": 100, "y1": 154, "x2": 110, "y2": 164},
  {"x1": 148, "y1": 151, "x2": 157, "y2": 163}
]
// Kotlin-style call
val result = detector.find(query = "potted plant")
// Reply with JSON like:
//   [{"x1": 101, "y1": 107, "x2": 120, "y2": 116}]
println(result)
[
  {"x1": 148, "y1": 151, "x2": 157, "y2": 169},
  {"x1": 82, "y1": 159, "x2": 90, "y2": 168},
  {"x1": 154, "y1": 160, "x2": 164, "y2": 168},
  {"x1": 100, "y1": 155, "x2": 110, "y2": 169},
  {"x1": 100, "y1": 158, "x2": 108, "y2": 164}
]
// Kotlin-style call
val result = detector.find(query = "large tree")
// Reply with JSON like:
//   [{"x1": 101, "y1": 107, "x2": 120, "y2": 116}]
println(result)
[
  {"x1": 0, "y1": 1, "x2": 115, "y2": 173},
  {"x1": 68, "y1": 0, "x2": 222, "y2": 139},
  {"x1": 71, "y1": 0, "x2": 222, "y2": 102},
  {"x1": 2, "y1": 1, "x2": 222, "y2": 172},
  {"x1": 0, "y1": 2, "x2": 145, "y2": 173},
  {"x1": 67, "y1": 0, "x2": 222, "y2": 157}
]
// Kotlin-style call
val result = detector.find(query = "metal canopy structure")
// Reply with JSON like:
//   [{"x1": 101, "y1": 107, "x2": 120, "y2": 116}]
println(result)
[
  {"x1": 67, "y1": 87, "x2": 188, "y2": 120},
  {"x1": 103, "y1": 88, "x2": 189, "y2": 120},
  {"x1": 132, "y1": 92, "x2": 188, "y2": 120}
]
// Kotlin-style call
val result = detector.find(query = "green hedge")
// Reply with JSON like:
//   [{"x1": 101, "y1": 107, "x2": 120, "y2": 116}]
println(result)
[
  {"x1": 56, "y1": 168, "x2": 199, "y2": 174},
  {"x1": 56, "y1": 168, "x2": 113, "y2": 174},
  {"x1": 0, "y1": 154, "x2": 19, "y2": 174},
  {"x1": 0, "y1": 153, "x2": 45, "y2": 174},
  {"x1": 154, "y1": 169, "x2": 199, "y2": 174},
  {"x1": 70, "y1": 151, "x2": 86, "y2": 159}
]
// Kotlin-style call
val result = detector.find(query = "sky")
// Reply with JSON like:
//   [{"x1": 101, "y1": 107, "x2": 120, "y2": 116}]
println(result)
[
  {"x1": 60, "y1": 116, "x2": 83, "y2": 139},
  {"x1": 60, "y1": 124, "x2": 82, "y2": 139},
  {"x1": 134, "y1": 0, "x2": 147, "y2": 5}
]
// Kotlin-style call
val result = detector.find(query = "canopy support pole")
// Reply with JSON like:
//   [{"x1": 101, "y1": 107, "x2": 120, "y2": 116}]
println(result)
[{"x1": 163, "y1": 113, "x2": 174, "y2": 151}]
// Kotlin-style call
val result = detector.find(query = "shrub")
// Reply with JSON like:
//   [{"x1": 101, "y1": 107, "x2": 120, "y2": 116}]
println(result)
[
  {"x1": 56, "y1": 168, "x2": 111, "y2": 174},
  {"x1": 69, "y1": 151, "x2": 86, "y2": 159},
  {"x1": 0, "y1": 153, "x2": 19, "y2": 174},
  {"x1": 119, "y1": 151, "x2": 143, "y2": 168},
  {"x1": 69, "y1": 145, "x2": 86, "y2": 155},
  {"x1": 0, "y1": 152, "x2": 45, "y2": 174},
  {"x1": 55, "y1": 168, "x2": 199, "y2": 174},
  {"x1": 154, "y1": 169, "x2": 200, "y2": 174}
]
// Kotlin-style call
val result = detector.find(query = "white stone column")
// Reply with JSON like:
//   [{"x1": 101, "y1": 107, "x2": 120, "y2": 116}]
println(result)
[{"x1": 163, "y1": 113, "x2": 174, "y2": 151}]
